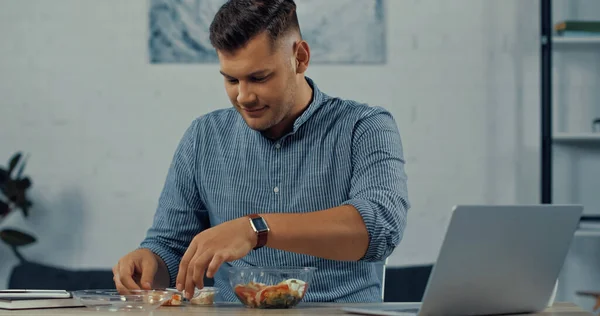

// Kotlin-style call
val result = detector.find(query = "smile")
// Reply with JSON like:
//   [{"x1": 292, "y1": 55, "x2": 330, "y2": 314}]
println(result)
[
  {"x1": 242, "y1": 106, "x2": 267, "y2": 114},
  {"x1": 242, "y1": 106, "x2": 267, "y2": 118}
]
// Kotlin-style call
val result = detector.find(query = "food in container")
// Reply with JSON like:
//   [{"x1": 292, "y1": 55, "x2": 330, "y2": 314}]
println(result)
[
  {"x1": 189, "y1": 289, "x2": 216, "y2": 305},
  {"x1": 161, "y1": 287, "x2": 218, "y2": 306},
  {"x1": 161, "y1": 292, "x2": 183, "y2": 306},
  {"x1": 228, "y1": 266, "x2": 316, "y2": 308},
  {"x1": 234, "y1": 278, "x2": 307, "y2": 309}
]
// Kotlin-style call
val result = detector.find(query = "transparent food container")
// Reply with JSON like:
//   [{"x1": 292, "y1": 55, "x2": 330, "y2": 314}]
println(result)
[
  {"x1": 228, "y1": 266, "x2": 316, "y2": 309},
  {"x1": 71, "y1": 289, "x2": 173, "y2": 312},
  {"x1": 162, "y1": 287, "x2": 219, "y2": 306}
]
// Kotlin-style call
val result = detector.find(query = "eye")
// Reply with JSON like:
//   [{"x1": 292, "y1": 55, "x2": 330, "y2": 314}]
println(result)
[
  {"x1": 251, "y1": 75, "x2": 269, "y2": 83},
  {"x1": 226, "y1": 78, "x2": 238, "y2": 84}
]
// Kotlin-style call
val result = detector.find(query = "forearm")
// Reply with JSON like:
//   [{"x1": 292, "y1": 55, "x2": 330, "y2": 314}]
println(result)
[
  {"x1": 139, "y1": 240, "x2": 184, "y2": 287},
  {"x1": 139, "y1": 118, "x2": 208, "y2": 287},
  {"x1": 260, "y1": 205, "x2": 369, "y2": 261}
]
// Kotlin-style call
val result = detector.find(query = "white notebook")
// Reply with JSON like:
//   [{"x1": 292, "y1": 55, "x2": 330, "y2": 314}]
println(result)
[
  {"x1": 0, "y1": 290, "x2": 83, "y2": 310},
  {"x1": 0, "y1": 290, "x2": 71, "y2": 299}
]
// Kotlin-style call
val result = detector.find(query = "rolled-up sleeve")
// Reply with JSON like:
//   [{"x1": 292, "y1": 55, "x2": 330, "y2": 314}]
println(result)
[
  {"x1": 139, "y1": 119, "x2": 209, "y2": 286},
  {"x1": 341, "y1": 109, "x2": 410, "y2": 262}
]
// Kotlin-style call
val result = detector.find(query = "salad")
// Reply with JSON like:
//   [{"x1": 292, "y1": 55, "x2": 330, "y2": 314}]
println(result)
[
  {"x1": 161, "y1": 292, "x2": 182, "y2": 306},
  {"x1": 160, "y1": 287, "x2": 217, "y2": 306},
  {"x1": 189, "y1": 290, "x2": 216, "y2": 305},
  {"x1": 233, "y1": 278, "x2": 307, "y2": 309}
]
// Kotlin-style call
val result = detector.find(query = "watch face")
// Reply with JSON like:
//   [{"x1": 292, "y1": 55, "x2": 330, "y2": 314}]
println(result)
[{"x1": 251, "y1": 217, "x2": 269, "y2": 232}]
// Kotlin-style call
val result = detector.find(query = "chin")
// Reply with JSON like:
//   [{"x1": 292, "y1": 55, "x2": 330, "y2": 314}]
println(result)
[{"x1": 243, "y1": 118, "x2": 272, "y2": 132}]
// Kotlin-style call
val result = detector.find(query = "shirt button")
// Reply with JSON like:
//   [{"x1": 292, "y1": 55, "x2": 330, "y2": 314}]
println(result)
[
  {"x1": 275, "y1": 143, "x2": 281, "y2": 149},
  {"x1": 273, "y1": 187, "x2": 280, "y2": 193}
]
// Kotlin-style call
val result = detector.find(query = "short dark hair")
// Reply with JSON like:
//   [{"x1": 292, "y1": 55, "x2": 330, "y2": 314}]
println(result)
[{"x1": 209, "y1": 0, "x2": 301, "y2": 53}]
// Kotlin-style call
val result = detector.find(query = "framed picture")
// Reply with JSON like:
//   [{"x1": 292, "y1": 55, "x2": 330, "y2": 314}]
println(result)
[{"x1": 149, "y1": 0, "x2": 386, "y2": 64}]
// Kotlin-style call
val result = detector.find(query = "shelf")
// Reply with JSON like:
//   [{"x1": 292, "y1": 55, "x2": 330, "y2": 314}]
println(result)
[
  {"x1": 575, "y1": 230, "x2": 600, "y2": 237},
  {"x1": 553, "y1": 36, "x2": 600, "y2": 45},
  {"x1": 553, "y1": 133, "x2": 600, "y2": 144},
  {"x1": 576, "y1": 219, "x2": 600, "y2": 237}
]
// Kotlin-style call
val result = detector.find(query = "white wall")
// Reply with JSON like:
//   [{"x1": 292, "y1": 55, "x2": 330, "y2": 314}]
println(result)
[{"x1": 0, "y1": 0, "x2": 542, "y2": 288}]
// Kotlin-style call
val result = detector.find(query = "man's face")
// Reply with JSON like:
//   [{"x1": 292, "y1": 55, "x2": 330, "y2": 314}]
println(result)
[{"x1": 217, "y1": 32, "x2": 298, "y2": 135}]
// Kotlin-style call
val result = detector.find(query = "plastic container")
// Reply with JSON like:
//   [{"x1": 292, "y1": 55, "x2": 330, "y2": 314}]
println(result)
[
  {"x1": 228, "y1": 266, "x2": 316, "y2": 309},
  {"x1": 161, "y1": 287, "x2": 219, "y2": 306},
  {"x1": 188, "y1": 287, "x2": 219, "y2": 306},
  {"x1": 71, "y1": 289, "x2": 172, "y2": 312}
]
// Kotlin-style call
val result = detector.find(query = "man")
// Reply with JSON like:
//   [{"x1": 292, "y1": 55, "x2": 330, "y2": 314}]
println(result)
[{"x1": 113, "y1": 0, "x2": 409, "y2": 303}]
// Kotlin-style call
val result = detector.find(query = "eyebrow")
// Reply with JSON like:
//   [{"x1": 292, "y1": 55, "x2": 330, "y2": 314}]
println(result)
[{"x1": 219, "y1": 69, "x2": 270, "y2": 79}]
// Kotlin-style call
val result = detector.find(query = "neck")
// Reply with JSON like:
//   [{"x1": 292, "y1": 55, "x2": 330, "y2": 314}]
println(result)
[
  {"x1": 264, "y1": 77, "x2": 313, "y2": 140},
  {"x1": 294, "y1": 77, "x2": 314, "y2": 116}
]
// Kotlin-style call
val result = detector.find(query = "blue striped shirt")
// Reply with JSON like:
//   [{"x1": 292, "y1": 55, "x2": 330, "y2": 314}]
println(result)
[{"x1": 140, "y1": 77, "x2": 410, "y2": 303}]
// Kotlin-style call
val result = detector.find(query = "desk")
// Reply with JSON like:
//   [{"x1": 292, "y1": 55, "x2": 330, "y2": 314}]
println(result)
[{"x1": 0, "y1": 302, "x2": 593, "y2": 316}]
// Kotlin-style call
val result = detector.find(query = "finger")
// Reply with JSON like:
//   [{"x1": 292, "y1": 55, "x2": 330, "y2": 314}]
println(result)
[
  {"x1": 176, "y1": 240, "x2": 197, "y2": 292},
  {"x1": 113, "y1": 273, "x2": 128, "y2": 294},
  {"x1": 112, "y1": 265, "x2": 119, "y2": 285},
  {"x1": 119, "y1": 261, "x2": 141, "y2": 290},
  {"x1": 192, "y1": 251, "x2": 214, "y2": 290},
  {"x1": 184, "y1": 258, "x2": 197, "y2": 300},
  {"x1": 206, "y1": 252, "x2": 226, "y2": 279},
  {"x1": 140, "y1": 258, "x2": 157, "y2": 290},
  {"x1": 113, "y1": 264, "x2": 129, "y2": 294}
]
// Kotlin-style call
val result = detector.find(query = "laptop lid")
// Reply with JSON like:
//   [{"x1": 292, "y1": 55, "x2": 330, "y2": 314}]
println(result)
[
  {"x1": 418, "y1": 204, "x2": 582, "y2": 316},
  {"x1": 342, "y1": 204, "x2": 582, "y2": 316}
]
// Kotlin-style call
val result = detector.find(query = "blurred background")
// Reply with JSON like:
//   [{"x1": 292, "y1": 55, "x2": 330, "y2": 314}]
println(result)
[{"x1": 1, "y1": 0, "x2": 599, "y2": 312}]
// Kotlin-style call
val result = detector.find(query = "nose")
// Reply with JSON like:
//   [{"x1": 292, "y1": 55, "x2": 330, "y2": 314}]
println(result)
[{"x1": 236, "y1": 81, "x2": 257, "y2": 106}]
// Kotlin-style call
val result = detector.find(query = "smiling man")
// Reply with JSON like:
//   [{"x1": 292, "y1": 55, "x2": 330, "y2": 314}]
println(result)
[{"x1": 113, "y1": 0, "x2": 410, "y2": 303}]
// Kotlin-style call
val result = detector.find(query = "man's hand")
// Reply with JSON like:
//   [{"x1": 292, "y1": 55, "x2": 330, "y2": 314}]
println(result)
[
  {"x1": 113, "y1": 248, "x2": 169, "y2": 293},
  {"x1": 176, "y1": 216, "x2": 256, "y2": 299}
]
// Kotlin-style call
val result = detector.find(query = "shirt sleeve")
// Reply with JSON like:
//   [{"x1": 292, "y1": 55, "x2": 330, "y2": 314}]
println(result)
[
  {"x1": 139, "y1": 119, "x2": 209, "y2": 287},
  {"x1": 341, "y1": 108, "x2": 410, "y2": 262}
]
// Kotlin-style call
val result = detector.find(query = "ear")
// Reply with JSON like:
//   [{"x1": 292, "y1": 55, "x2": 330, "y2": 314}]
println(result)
[{"x1": 293, "y1": 40, "x2": 310, "y2": 74}]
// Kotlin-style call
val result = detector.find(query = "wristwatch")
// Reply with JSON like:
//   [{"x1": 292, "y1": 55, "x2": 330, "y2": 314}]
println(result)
[{"x1": 247, "y1": 214, "x2": 269, "y2": 250}]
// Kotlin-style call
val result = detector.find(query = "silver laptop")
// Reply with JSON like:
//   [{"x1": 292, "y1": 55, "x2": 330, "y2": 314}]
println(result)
[{"x1": 342, "y1": 204, "x2": 583, "y2": 316}]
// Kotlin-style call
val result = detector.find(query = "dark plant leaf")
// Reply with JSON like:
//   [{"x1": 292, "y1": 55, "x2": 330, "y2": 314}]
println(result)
[
  {"x1": 0, "y1": 200, "x2": 10, "y2": 217},
  {"x1": 14, "y1": 193, "x2": 27, "y2": 206},
  {"x1": 15, "y1": 154, "x2": 28, "y2": 179},
  {"x1": 7, "y1": 152, "x2": 22, "y2": 176},
  {"x1": 15, "y1": 177, "x2": 32, "y2": 190},
  {"x1": 5, "y1": 180, "x2": 18, "y2": 202},
  {"x1": 4, "y1": 180, "x2": 25, "y2": 203},
  {"x1": 10, "y1": 245, "x2": 26, "y2": 263},
  {"x1": 0, "y1": 229, "x2": 36, "y2": 247},
  {"x1": 2, "y1": 182, "x2": 29, "y2": 216},
  {"x1": 19, "y1": 203, "x2": 29, "y2": 217},
  {"x1": 0, "y1": 168, "x2": 8, "y2": 184}
]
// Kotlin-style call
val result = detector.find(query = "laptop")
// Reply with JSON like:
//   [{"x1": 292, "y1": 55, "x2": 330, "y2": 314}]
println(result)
[{"x1": 342, "y1": 204, "x2": 583, "y2": 316}]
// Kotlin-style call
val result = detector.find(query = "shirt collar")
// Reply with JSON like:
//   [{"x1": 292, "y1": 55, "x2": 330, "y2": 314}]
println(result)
[{"x1": 291, "y1": 76, "x2": 327, "y2": 133}]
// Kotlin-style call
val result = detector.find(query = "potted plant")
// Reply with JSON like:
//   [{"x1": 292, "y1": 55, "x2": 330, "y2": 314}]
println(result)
[
  {"x1": 0, "y1": 152, "x2": 117, "y2": 290},
  {"x1": 0, "y1": 151, "x2": 36, "y2": 263}
]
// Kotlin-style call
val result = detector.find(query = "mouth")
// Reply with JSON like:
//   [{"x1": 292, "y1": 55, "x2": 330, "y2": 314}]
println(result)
[
  {"x1": 242, "y1": 106, "x2": 267, "y2": 113},
  {"x1": 241, "y1": 106, "x2": 267, "y2": 117}
]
